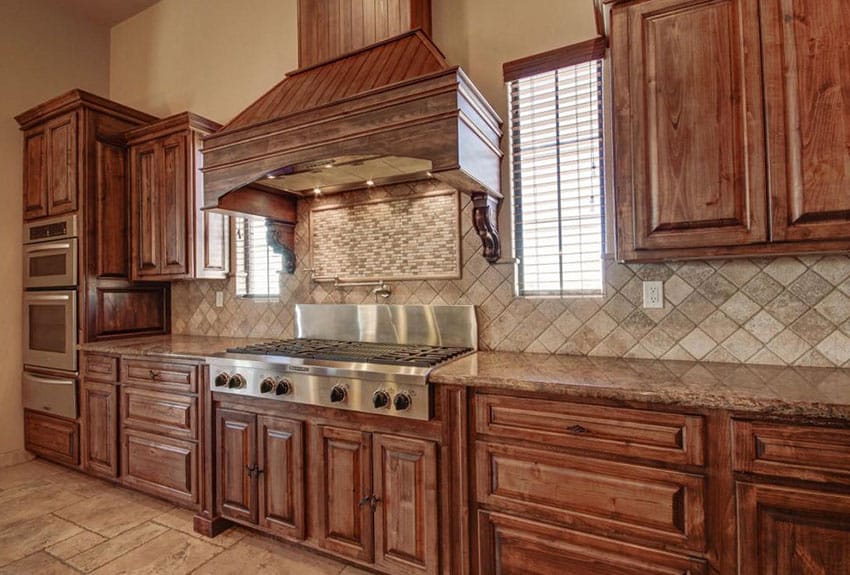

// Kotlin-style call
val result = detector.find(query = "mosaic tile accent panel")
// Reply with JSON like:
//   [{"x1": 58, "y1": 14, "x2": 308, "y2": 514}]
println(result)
[
  {"x1": 311, "y1": 190, "x2": 460, "y2": 280},
  {"x1": 172, "y1": 180, "x2": 850, "y2": 368}
]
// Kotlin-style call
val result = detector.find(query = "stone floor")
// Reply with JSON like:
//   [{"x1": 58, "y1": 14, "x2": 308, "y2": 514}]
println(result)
[{"x1": 0, "y1": 459, "x2": 370, "y2": 574}]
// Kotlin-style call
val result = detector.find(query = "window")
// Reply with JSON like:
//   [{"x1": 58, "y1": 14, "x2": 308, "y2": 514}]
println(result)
[
  {"x1": 506, "y1": 38, "x2": 607, "y2": 296},
  {"x1": 234, "y1": 217, "x2": 284, "y2": 298}
]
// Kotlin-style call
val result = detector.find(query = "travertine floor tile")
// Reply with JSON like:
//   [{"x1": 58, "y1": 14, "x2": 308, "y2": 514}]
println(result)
[
  {"x1": 67, "y1": 522, "x2": 169, "y2": 573},
  {"x1": 151, "y1": 508, "x2": 247, "y2": 548},
  {"x1": 0, "y1": 483, "x2": 87, "y2": 530},
  {"x1": 0, "y1": 460, "x2": 65, "y2": 490},
  {"x1": 192, "y1": 534, "x2": 346, "y2": 575},
  {"x1": 0, "y1": 551, "x2": 79, "y2": 574},
  {"x1": 46, "y1": 529, "x2": 107, "y2": 560},
  {"x1": 339, "y1": 567, "x2": 373, "y2": 575},
  {"x1": 54, "y1": 491, "x2": 167, "y2": 538},
  {"x1": 89, "y1": 531, "x2": 221, "y2": 575},
  {"x1": 0, "y1": 514, "x2": 82, "y2": 566}
]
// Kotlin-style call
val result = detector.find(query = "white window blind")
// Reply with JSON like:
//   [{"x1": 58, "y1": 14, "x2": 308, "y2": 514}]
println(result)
[
  {"x1": 509, "y1": 55, "x2": 605, "y2": 296},
  {"x1": 235, "y1": 217, "x2": 284, "y2": 298}
]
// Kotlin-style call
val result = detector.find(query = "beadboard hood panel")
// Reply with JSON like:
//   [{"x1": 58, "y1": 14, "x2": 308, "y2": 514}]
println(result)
[{"x1": 201, "y1": 29, "x2": 504, "y2": 261}]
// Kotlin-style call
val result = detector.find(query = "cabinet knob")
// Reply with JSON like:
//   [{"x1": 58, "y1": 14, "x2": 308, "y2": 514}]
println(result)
[
  {"x1": 149, "y1": 370, "x2": 161, "y2": 381},
  {"x1": 566, "y1": 424, "x2": 589, "y2": 434}
]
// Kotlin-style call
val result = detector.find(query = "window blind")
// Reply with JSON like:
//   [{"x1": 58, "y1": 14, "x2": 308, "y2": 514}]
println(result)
[
  {"x1": 235, "y1": 217, "x2": 284, "y2": 297},
  {"x1": 510, "y1": 56, "x2": 605, "y2": 296}
]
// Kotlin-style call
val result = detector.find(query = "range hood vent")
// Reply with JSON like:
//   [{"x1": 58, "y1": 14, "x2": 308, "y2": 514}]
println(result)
[{"x1": 202, "y1": 29, "x2": 504, "y2": 262}]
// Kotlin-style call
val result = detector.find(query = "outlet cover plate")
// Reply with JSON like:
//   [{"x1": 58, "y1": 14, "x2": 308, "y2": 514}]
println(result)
[{"x1": 643, "y1": 281, "x2": 664, "y2": 309}]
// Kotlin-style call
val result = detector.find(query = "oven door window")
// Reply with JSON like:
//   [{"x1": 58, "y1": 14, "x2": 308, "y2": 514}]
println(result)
[
  {"x1": 24, "y1": 238, "x2": 77, "y2": 288},
  {"x1": 29, "y1": 304, "x2": 67, "y2": 353}
]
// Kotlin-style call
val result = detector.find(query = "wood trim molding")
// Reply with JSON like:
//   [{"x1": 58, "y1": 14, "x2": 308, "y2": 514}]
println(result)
[{"x1": 503, "y1": 37, "x2": 607, "y2": 83}]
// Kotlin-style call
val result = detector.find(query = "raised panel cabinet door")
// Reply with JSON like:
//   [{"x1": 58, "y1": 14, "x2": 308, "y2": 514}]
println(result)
[
  {"x1": 121, "y1": 428, "x2": 198, "y2": 507},
  {"x1": 160, "y1": 134, "x2": 190, "y2": 277},
  {"x1": 94, "y1": 140, "x2": 129, "y2": 278},
  {"x1": 612, "y1": 0, "x2": 767, "y2": 257},
  {"x1": 22, "y1": 127, "x2": 48, "y2": 220},
  {"x1": 373, "y1": 433, "x2": 438, "y2": 575},
  {"x1": 316, "y1": 425, "x2": 374, "y2": 563},
  {"x1": 24, "y1": 409, "x2": 79, "y2": 467},
  {"x1": 45, "y1": 112, "x2": 78, "y2": 215},
  {"x1": 258, "y1": 416, "x2": 305, "y2": 541},
  {"x1": 81, "y1": 381, "x2": 118, "y2": 479},
  {"x1": 737, "y1": 482, "x2": 850, "y2": 574},
  {"x1": 196, "y1": 210, "x2": 229, "y2": 279},
  {"x1": 130, "y1": 141, "x2": 161, "y2": 277},
  {"x1": 762, "y1": 0, "x2": 850, "y2": 242},
  {"x1": 477, "y1": 511, "x2": 707, "y2": 575},
  {"x1": 215, "y1": 409, "x2": 257, "y2": 523}
]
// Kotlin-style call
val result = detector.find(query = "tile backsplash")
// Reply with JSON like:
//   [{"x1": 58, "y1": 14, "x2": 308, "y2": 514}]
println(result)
[{"x1": 172, "y1": 181, "x2": 850, "y2": 368}]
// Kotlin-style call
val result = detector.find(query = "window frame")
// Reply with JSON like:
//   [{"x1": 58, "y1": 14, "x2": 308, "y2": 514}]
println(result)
[
  {"x1": 504, "y1": 37, "x2": 608, "y2": 298},
  {"x1": 233, "y1": 216, "x2": 285, "y2": 299}
]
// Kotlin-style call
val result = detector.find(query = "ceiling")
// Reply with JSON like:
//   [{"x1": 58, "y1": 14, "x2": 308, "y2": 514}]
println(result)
[{"x1": 54, "y1": 0, "x2": 160, "y2": 26}]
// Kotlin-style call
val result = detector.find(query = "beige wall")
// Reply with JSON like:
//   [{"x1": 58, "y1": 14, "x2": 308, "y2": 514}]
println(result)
[
  {"x1": 110, "y1": 0, "x2": 299, "y2": 123},
  {"x1": 0, "y1": 0, "x2": 111, "y2": 463}
]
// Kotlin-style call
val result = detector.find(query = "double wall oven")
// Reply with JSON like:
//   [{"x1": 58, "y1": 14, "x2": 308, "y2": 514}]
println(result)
[{"x1": 22, "y1": 214, "x2": 79, "y2": 419}]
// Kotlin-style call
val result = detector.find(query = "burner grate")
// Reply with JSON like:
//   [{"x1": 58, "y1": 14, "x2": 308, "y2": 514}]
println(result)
[{"x1": 227, "y1": 338, "x2": 472, "y2": 367}]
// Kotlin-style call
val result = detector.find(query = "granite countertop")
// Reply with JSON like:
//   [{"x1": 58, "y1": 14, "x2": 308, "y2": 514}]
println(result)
[
  {"x1": 431, "y1": 351, "x2": 850, "y2": 421},
  {"x1": 81, "y1": 336, "x2": 850, "y2": 421},
  {"x1": 79, "y1": 335, "x2": 268, "y2": 361}
]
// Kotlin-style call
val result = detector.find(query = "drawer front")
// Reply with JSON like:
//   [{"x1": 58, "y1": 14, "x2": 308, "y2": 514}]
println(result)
[
  {"x1": 475, "y1": 393, "x2": 705, "y2": 466},
  {"x1": 122, "y1": 359, "x2": 198, "y2": 394},
  {"x1": 477, "y1": 511, "x2": 707, "y2": 575},
  {"x1": 24, "y1": 409, "x2": 79, "y2": 466},
  {"x1": 121, "y1": 387, "x2": 198, "y2": 440},
  {"x1": 83, "y1": 353, "x2": 118, "y2": 383},
  {"x1": 733, "y1": 420, "x2": 850, "y2": 485},
  {"x1": 475, "y1": 441, "x2": 706, "y2": 552},
  {"x1": 121, "y1": 428, "x2": 198, "y2": 508}
]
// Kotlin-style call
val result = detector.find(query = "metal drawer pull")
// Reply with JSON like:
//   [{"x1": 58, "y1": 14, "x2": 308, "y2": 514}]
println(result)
[
  {"x1": 567, "y1": 424, "x2": 589, "y2": 434},
  {"x1": 149, "y1": 370, "x2": 161, "y2": 381},
  {"x1": 358, "y1": 494, "x2": 380, "y2": 511},
  {"x1": 246, "y1": 464, "x2": 264, "y2": 478}
]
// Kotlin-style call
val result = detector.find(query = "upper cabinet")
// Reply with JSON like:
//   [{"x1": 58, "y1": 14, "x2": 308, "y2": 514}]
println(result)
[
  {"x1": 127, "y1": 113, "x2": 229, "y2": 281},
  {"x1": 22, "y1": 111, "x2": 79, "y2": 220},
  {"x1": 298, "y1": 0, "x2": 432, "y2": 67},
  {"x1": 609, "y1": 0, "x2": 850, "y2": 261}
]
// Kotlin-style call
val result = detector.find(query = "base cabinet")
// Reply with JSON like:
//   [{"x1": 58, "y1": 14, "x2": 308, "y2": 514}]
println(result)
[
  {"x1": 81, "y1": 381, "x2": 118, "y2": 478},
  {"x1": 121, "y1": 428, "x2": 198, "y2": 506},
  {"x1": 24, "y1": 409, "x2": 79, "y2": 467}
]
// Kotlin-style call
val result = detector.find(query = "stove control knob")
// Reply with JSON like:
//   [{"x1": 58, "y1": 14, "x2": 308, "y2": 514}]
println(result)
[
  {"x1": 393, "y1": 392, "x2": 412, "y2": 412},
  {"x1": 372, "y1": 390, "x2": 391, "y2": 409},
  {"x1": 260, "y1": 377, "x2": 276, "y2": 394},
  {"x1": 214, "y1": 372, "x2": 230, "y2": 387},
  {"x1": 228, "y1": 374, "x2": 247, "y2": 389},
  {"x1": 330, "y1": 385, "x2": 347, "y2": 403},
  {"x1": 276, "y1": 379, "x2": 293, "y2": 396}
]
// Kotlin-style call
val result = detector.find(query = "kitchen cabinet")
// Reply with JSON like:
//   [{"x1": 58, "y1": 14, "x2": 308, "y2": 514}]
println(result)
[
  {"x1": 609, "y1": 0, "x2": 850, "y2": 261},
  {"x1": 22, "y1": 111, "x2": 78, "y2": 220},
  {"x1": 315, "y1": 425, "x2": 439, "y2": 574},
  {"x1": 298, "y1": 0, "x2": 431, "y2": 67},
  {"x1": 80, "y1": 380, "x2": 119, "y2": 479},
  {"x1": 215, "y1": 408, "x2": 305, "y2": 540},
  {"x1": 24, "y1": 409, "x2": 79, "y2": 467},
  {"x1": 121, "y1": 427, "x2": 198, "y2": 507},
  {"x1": 127, "y1": 112, "x2": 229, "y2": 281}
]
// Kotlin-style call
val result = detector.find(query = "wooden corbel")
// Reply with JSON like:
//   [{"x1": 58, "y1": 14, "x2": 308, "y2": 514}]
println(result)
[
  {"x1": 472, "y1": 193, "x2": 502, "y2": 263},
  {"x1": 265, "y1": 220, "x2": 296, "y2": 274}
]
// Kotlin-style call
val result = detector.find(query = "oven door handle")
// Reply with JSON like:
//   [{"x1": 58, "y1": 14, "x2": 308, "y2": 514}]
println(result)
[
  {"x1": 25, "y1": 242, "x2": 72, "y2": 252},
  {"x1": 25, "y1": 293, "x2": 72, "y2": 302},
  {"x1": 23, "y1": 373, "x2": 75, "y2": 386}
]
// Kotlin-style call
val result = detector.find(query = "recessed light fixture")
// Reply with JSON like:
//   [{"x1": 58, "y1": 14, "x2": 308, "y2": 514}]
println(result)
[
  {"x1": 366, "y1": 180, "x2": 375, "y2": 186},
  {"x1": 426, "y1": 171, "x2": 432, "y2": 178},
  {"x1": 266, "y1": 174, "x2": 277, "y2": 179},
  {"x1": 313, "y1": 187, "x2": 321, "y2": 195},
  {"x1": 324, "y1": 163, "x2": 333, "y2": 169}
]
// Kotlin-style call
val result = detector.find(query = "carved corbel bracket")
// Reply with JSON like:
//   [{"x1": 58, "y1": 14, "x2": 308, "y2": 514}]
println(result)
[
  {"x1": 265, "y1": 220, "x2": 296, "y2": 274},
  {"x1": 472, "y1": 193, "x2": 502, "y2": 263}
]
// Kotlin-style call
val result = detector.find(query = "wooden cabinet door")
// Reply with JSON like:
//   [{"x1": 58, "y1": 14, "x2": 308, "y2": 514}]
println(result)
[
  {"x1": 45, "y1": 112, "x2": 78, "y2": 216},
  {"x1": 131, "y1": 141, "x2": 161, "y2": 277},
  {"x1": 761, "y1": 0, "x2": 850, "y2": 242},
  {"x1": 196, "y1": 210, "x2": 229, "y2": 279},
  {"x1": 216, "y1": 409, "x2": 257, "y2": 523},
  {"x1": 316, "y1": 425, "x2": 374, "y2": 562},
  {"x1": 81, "y1": 381, "x2": 118, "y2": 479},
  {"x1": 373, "y1": 433, "x2": 438, "y2": 575},
  {"x1": 121, "y1": 427, "x2": 198, "y2": 507},
  {"x1": 160, "y1": 134, "x2": 190, "y2": 277},
  {"x1": 93, "y1": 140, "x2": 129, "y2": 278},
  {"x1": 738, "y1": 482, "x2": 850, "y2": 574},
  {"x1": 24, "y1": 409, "x2": 79, "y2": 467},
  {"x1": 258, "y1": 416, "x2": 305, "y2": 541},
  {"x1": 22, "y1": 127, "x2": 48, "y2": 220},
  {"x1": 612, "y1": 0, "x2": 767, "y2": 258}
]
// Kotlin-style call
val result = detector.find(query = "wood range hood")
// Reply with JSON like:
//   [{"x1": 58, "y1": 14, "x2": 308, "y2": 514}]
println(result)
[{"x1": 202, "y1": 29, "x2": 504, "y2": 264}]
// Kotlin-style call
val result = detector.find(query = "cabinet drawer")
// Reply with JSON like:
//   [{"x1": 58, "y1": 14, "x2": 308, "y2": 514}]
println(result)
[
  {"x1": 24, "y1": 409, "x2": 79, "y2": 467},
  {"x1": 121, "y1": 387, "x2": 197, "y2": 440},
  {"x1": 121, "y1": 428, "x2": 198, "y2": 508},
  {"x1": 477, "y1": 511, "x2": 707, "y2": 575},
  {"x1": 475, "y1": 441, "x2": 706, "y2": 552},
  {"x1": 122, "y1": 358, "x2": 198, "y2": 394},
  {"x1": 474, "y1": 393, "x2": 705, "y2": 466},
  {"x1": 733, "y1": 420, "x2": 850, "y2": 485},
  {"x1": 83, "y1": 353, "x2": 118, "y2": 383}
]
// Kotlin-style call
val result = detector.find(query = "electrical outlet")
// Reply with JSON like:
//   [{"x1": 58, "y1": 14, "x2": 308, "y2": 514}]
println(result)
[
  {"x1": 215, "y1": 291, "x2": 224, "y2": 308},
  {"x1": 643, "y1": 281, "x2": 664, "y2": 309}
]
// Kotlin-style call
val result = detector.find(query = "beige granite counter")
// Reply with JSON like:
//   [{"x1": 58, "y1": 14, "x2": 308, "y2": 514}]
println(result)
[
  {"x1": 79, "y1": 335, "x2": 267, "y2": 361},
  {"x1": 431, "y1": 351, "x2": 850, "y2": 421}
]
